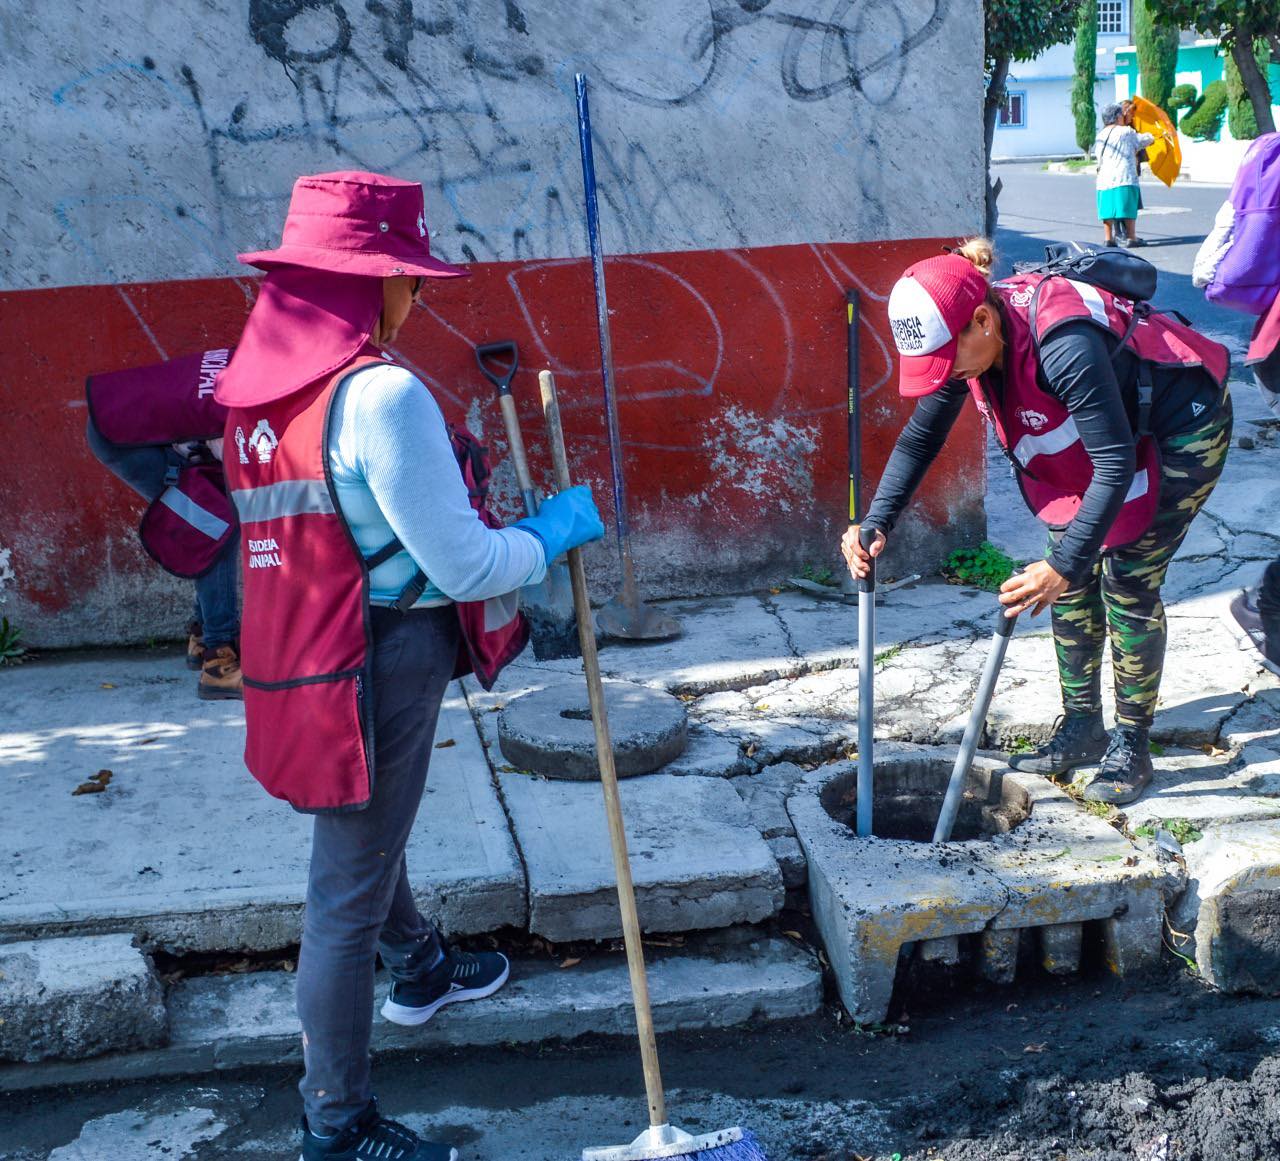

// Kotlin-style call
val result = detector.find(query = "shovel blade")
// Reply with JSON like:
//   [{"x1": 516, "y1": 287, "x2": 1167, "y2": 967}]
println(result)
[
  {"x1": 521, "y1": 565, "x2": 582, "y2": 661},
  {"x1": 595, "y1": 588, "x2": 680, "y2": 641}
]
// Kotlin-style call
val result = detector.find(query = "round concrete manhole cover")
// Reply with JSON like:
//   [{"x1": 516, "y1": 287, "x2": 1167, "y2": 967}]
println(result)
[{"x1": 497, "y1": 679, "x2": 688, "y2": 779}]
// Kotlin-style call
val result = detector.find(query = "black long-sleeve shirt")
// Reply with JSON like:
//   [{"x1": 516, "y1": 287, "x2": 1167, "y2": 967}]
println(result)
[{"x1": 863, "y1": 320, "x2": 1221, "y2": 583}]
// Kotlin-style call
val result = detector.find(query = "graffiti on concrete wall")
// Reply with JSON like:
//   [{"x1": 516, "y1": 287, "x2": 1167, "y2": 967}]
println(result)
[
  {"x1": 23, "y1": 0, "x2": 978, "y2": 289},
  {"x1": 0, "y1": 1, "x2": 985, "y2": 646}
]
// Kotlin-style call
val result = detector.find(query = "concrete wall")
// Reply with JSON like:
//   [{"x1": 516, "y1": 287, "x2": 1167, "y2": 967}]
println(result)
[{"x1": 0, "y1": 1, "x2": 986, "y2": 648}]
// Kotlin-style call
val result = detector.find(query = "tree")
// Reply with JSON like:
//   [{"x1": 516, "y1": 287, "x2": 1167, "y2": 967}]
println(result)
[
  {"x1": 1180, "y1": 80, "x2": 1228, "y2": 139},
  {"x1": 1134, "y1": 0, "x2": 1180, "y2": 115},
  {"x1": 1072, "y1": 0, "x2": 1099, "y2": 152},
  {"x1": 1227, "y1": 42, "x2": 1272, "y2": 138},
  {"x1": 984, "y1": 0, "x2": 1082, "y2": 234},
  {"x1": 1146, "y1": 0, "x2": 1280, "y2": 134}
]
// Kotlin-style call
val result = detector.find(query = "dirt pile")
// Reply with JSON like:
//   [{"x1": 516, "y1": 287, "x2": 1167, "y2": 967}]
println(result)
[{"x1": 901, "y1": 1058, "x2": 1280, "y2": 1160}]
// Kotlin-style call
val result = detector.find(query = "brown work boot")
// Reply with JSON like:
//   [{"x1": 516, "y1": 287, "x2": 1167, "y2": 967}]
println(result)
[
  {"x1": 198, "y1": 644, "x2": 243, "y2": 701},
  {"x1": 185, "y1": 620, "x2": 204, "y2": 670}
]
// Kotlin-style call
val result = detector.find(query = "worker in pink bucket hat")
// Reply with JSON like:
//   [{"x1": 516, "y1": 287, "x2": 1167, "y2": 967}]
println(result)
[{"x1": 217, "y1": 172, "x2": 604, "y2": 1161}]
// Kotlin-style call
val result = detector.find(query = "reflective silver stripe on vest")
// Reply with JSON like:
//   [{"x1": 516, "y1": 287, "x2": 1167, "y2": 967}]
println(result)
[
  {"x1": 1013, "y1": 416, "x2": 1080, "y2": 467},
  {"x1": 231, "y1": 480, "x2": 336, "y2": 523},
  {"x1": 1125, "y1": 468, "x2": 1150, "y2": 503},
  {"x1": 1064, "y1": 278, "x2": 1111, "y2": 328},
  {"x1": 159, "y1": 487, "x2": 231, "y2": 540}
]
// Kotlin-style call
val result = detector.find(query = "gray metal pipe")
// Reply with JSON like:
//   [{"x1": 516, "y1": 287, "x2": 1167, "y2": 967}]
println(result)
[
  {"x1": 856, "y1": 527, "x2": 877, "y2": 837},
  {"x1": 932, "y1": 607, "x2": 1018, "y2": 844}
]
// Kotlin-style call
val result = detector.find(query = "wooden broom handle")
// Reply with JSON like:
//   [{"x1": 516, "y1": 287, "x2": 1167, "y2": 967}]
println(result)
[{"x1": 538, "y1": 369, "x2": 667, "y2": 1131}]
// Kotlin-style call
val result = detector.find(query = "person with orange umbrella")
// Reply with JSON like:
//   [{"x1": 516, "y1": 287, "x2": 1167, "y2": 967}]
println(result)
[{"x1": 1094, "y1": 102, "x2": 1155, "y2": 248}]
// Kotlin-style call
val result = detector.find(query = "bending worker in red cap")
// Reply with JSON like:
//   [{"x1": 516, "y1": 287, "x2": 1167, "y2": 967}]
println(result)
[
  {"x1": 216, "y1": 171, "x2": 604, "y2": 1161},
  {"x1": 842, "y1": 237, "x2": 1231, "y2": 806}
]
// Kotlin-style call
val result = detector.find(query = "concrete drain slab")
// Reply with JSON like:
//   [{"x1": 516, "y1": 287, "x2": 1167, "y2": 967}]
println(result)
[
  {"x1": 789, "y1": 742, "x2": 1166, "y2": 1024},
  {"x1": 498, "y1": 772, "x2": 784, "y2": 941},
  {"x1": 497, "y1": 679, "x2": 687, "y2": 779}
]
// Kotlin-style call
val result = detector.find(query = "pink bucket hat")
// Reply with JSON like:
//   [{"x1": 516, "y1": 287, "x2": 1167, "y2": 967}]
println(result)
[{"x1": 238, "y1": 171, "x2": 468, "y2": 280}]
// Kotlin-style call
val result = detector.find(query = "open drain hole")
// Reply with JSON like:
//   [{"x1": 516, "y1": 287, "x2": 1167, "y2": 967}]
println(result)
[
  {"x1": 820, "y1": 758, "x2": 1030, "y2": 842},
  {"x1": 559, "y1": 708, "x2": 593, "y2": 721}
]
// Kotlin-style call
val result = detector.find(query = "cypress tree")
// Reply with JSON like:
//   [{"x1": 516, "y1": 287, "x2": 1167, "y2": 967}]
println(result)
[
  {"x1": 1072, "y1": 0, "x2": 1098, "y2": 152},
  {"x1": 1134, "y1": 0, "x2": 1179, "y2": 115}
]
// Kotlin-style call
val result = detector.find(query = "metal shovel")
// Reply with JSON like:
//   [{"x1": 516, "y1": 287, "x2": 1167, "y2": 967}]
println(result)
[
  {"x1": 933, "y1": 604, "x2": 1020, "y2": 843},
  {"x1": 478, "y1": 340, "x2": 580, "y2": 661},
  {"x1": 574, "y1": 73, "x2": 679, "y2": 643}
]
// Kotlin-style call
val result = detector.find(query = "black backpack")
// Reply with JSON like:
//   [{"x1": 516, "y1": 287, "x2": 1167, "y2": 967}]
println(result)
[{"x1": 1014, "y1": 240, "x2": 1158, "y2": 303}]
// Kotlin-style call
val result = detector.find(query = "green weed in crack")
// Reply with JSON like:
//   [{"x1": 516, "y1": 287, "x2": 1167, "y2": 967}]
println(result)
[
  {"x1": 942, "y1": 542, "x2": 1020, "y2": 593},
  {"x1": 0, "y1": 617, "x2": 25, "y2": 666},
  {"x1": 1133, "y1": 818, "x2": 1203, "y2": 845}
]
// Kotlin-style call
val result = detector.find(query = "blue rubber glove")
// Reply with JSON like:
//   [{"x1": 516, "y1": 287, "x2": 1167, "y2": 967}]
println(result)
[{"x1": 514, "y1": 485, "x2": 605, "y2": 563}]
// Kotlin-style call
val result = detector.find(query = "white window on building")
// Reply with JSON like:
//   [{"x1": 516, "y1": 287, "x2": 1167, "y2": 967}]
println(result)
[
  {"x1": 1098, "y1": 0, "x2": 1127, "y2": 36},
  {"x1": 999, "y1": 90, "x2": 1027, "y2": 129}
]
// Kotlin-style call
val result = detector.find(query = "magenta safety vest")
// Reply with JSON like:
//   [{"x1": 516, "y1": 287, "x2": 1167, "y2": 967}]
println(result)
[
  {"x1": 223, "y1": 352, "x2": 529, "y2": 813},
  {"x1": 971, "y1": 274, "x2": 1230, "y2": 550},
  {"x1": 86, "y1": 350, "x2": 237, "y2": 578}
]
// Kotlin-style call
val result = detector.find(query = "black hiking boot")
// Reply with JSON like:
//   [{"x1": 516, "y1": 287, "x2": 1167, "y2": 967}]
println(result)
[
  {"x1": 301, "y1": 1099, "x2": 457, "y2": 1161},
  {"x1": 380, "y1": 942, "x2": 510, "y2": 1027},
  {"x1": 1229, "y1": 586, "x2": 1280, "y2": 678},
  {"x1": 1007, "y1": 712, "x2": 1109, "y2": 778},
  {"x1": 1082, "y1": 726, "x2": 1155, "y2": 806}
]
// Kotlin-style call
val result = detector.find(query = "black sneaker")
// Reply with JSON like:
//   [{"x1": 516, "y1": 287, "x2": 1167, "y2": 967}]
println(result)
[
  {"x1": 301, "y1": 1099, "x2": 457, "y2": 1161},
  {"x1": 1007, "y1": 712, "x2": 1109, "y2": 778},
  {"x1": 381, "y1": 943, "x2": 510, "y2": 1027},
  {"x1": 1082, "y1": 726, "x2": 1154, "y2": 806},
  {"x1": 1229, "y1": 587, "x2": 1280, "y2": 677}
]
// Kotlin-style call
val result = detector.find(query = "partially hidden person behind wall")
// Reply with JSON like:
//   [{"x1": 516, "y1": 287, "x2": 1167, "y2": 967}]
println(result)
[
  {"x1": 85, "y1": 352, "x2": 242, "y2": 700},
  {"x1": 842, "y1": 238, "x2": 1232, "y2": 806},
  {"x1": 1094, "y1": 101, "x2": 1154, "y2": 249},
  {"x1": 215, "y1": 171, "x2": 605, "y2": 1161},
  {"x1": 1194, "y1": 130, "x2": 1280, "y2": 674}
]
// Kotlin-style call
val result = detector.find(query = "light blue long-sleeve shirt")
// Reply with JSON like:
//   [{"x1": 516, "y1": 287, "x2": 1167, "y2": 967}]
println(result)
[{"x1": 327, "y1": 363, "x2": 546, "y2": 607}]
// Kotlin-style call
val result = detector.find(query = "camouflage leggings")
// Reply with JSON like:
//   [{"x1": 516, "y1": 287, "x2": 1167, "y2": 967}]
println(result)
[{"x1": 1051, "y1": 393, "x2": 1233, "y2": 728}]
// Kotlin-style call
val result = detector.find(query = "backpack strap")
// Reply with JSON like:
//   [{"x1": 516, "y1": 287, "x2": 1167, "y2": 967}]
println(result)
[
  {"x1": 1030, "y1": 275, "x2": 1153, "y2": 436},
  {"x1": 365, "y1": 537, "x2": 404, "y2": 571},
  {"x1": 365, "y1": 535, "x2": 430, "y2": 613}
]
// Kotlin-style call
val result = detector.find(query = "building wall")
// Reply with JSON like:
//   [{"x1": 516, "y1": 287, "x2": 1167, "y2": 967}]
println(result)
[
  {"x1": 992, "y1": 16, "x2": 1135, "y2": 159},
  {"x1": 0, "y1": 1, "x2": 986, "y2": 648}
]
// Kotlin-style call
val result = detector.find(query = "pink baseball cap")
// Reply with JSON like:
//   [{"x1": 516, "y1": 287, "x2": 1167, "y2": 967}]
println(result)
[
  {"x1": 887, "y1": 254, "x2": 990, "y2": 396},
  {"x1": 238, "y1": 171, "x2": 468, "y2": 280}
]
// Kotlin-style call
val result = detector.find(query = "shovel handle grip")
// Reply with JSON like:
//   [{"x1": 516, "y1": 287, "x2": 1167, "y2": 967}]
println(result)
[
  {"x1": 475, "y1": 341, "x2": 518, "y2": 392},
  {"x1": 481, "y1": 342, "x2": 538, "y2": 516}
]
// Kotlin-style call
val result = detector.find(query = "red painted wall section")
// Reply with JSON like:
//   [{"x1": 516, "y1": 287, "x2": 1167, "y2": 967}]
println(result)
[{"x1": 0, "y1": 239, "x2": 984, "y2": 647}]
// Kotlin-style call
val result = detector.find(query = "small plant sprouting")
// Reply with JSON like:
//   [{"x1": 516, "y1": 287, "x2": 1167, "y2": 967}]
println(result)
[
  {"x1": 798, "y1": 562, "x2": 837, "y2": 587},
  {"x1": 874, "y1": 644, "x2": 904, "y2": 668},
  {"x1": 0, "y1": 617, "x2": 25, "y2": 666},
  {"x1": 1134, "y1": 818, "x2": 1203, "y2": 845},
  {"x1": 1008, "y1": 734, "x2": 1035, "y2": 754},
  {"x1": 942, "y1": 542, "x2": 1020, "y2": 593}
]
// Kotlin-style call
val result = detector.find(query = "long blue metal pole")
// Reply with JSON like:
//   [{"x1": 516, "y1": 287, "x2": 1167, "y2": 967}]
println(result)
[{"x1": 575, "y1": 72, "x2": 629, "y2": 557}]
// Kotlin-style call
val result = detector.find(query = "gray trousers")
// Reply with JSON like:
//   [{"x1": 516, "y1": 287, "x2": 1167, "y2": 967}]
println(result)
[{"x1": 297, "y1": 605, "x2": 458, "y2": 1134}]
